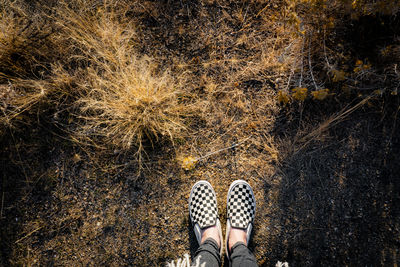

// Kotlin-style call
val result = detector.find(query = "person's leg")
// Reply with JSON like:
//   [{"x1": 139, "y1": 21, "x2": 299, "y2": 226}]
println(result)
[
  {"x1": 229, "y1": 241, "x2": 257, "y2": 267},
  {"x1": 189, "y1": 181, "x2": 223, "y2": 267},
  {"x1": 192, "y1": 237, "x2": 221, "y2": 267},
  {"x1": 227, "y1": 228, "x2": 257, "y2": 267},
  {"x1": 226, "y1": 180, "x2": 258, "y2": 267}
]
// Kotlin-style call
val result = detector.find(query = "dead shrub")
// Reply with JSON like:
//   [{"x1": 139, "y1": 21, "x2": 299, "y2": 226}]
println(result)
[{"x1": 54, "y1": 1, "x2": 194, "y2": 162}]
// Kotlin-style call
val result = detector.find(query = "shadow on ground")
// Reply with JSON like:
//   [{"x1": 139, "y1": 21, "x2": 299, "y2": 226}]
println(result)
[
  {"x1": 0, "y1": 123, "x2": 59, "y2": 266},
  {"x1": 267, "y1": 97, "x2": 400, "y2": 266}
]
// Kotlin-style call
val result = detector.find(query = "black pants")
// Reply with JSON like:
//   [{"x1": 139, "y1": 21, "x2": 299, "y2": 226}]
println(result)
[{"x1": 191, "y1": 238, "x2": 258, "y2": 267}]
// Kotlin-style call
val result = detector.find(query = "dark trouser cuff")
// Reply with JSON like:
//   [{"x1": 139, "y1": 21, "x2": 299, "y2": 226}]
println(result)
[
  {"x1": 231, "y1": 241, "x2": 247, "y2": 253},
  {"x1": 193, "y1": 238, "x2": 221, "y2": 266},
  {"x1": 230, "y1": 241, "x2": 258, "y2": 267}
]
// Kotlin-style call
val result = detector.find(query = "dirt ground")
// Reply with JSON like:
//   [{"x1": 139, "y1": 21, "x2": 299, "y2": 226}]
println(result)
[
  {"x1": 1, "y1": 1, "x2": 400, "y2": 266},
  {"x1": 2, "y1": 94, "x2": 400, "y2": 266}
]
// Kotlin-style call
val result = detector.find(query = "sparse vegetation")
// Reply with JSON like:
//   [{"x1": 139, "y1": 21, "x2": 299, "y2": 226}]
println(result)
[
  {"x1": 277, "y1": 0, "x2": 400, "y2": 103},
  {"x1": 1, "y1": 0, "x2": 400, "y2": 266},
  {"x1": 54, "y1": 1, "x2": 195, "y2": 161},
  {"x1": 0, "y1": 0, "x2": 57, "y2": 132}
]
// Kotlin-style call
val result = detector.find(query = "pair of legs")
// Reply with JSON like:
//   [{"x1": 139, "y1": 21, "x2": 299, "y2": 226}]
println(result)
[{"x1": 189, "y1": 180, "x2": 258, "y2": 267}]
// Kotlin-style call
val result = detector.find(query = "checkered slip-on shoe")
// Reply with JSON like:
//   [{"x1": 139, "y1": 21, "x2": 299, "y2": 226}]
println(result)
[
  {"x1": 189, "y1": 180, "x2": 223, "y2": 255},
  {"x1": 225, "y1": 180, "x2": 256, "y2": 259}
]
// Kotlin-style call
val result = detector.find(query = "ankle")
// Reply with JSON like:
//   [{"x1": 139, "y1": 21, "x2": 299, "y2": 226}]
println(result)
[
  {"x1": 228, "y1": 227, "x2": 247, "y2": 252},
  {"x1": 201, "y1": 225, "x2": 221, "y2": 248}
]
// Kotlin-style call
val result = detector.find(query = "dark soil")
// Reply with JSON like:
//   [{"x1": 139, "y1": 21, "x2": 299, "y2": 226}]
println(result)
[
  {"x1": 268, "y1": 97, "x2": 400, "y2": 266},
  {"x1": 2, "y1": 97, "x2": 400, "y2": 266}
]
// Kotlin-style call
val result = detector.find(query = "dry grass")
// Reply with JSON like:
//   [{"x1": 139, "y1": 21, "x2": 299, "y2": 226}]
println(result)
[
  {"x1": 75, "y1": 56, "x2": 190, "y2": 151},
  {"x1": 274, "y1": 0, "x2": 400, "y2": 103},
  {"x1": 52, "y1": 1, "x2": 196, "y2": 162},
  {"x1": 0, "y1": 0, "x2": 60, "y2": 133},
  {"x1": 0, "y1": 80, "x2": 48, "y2": 127},
  {"x1": 1, "y1": 0, "x2": 197, "y2": 162},
  {"x1": 0, "y1": 1, "x2": 51, "y2": 78}
]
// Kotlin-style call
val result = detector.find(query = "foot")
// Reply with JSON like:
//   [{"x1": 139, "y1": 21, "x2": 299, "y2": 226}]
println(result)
[
  {"x1": 225, "y1": 180, "x2": 256, "y2": 258},
  {"x1": 228, "y1": 227, "x2": 247, "y2": 251},
  {"x1": 189, "y1": 181, "x2": 223, "y2": 254}
]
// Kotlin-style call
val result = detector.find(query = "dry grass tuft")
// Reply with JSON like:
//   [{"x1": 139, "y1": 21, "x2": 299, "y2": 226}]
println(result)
[
  {"x1": 53, "y1": 1, "x2": 194, "y2": 160},
  {"x1": 74, "y1": 56, "x2": 190, "y2": 155}
]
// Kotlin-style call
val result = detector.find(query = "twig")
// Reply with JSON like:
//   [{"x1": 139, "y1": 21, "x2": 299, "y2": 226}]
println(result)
[
  {"x1": 256, "y1": 3, "x2": 271, "y2": 18},
  {"x1": 197, "y1": 136, "x2": 251, "y2": 161},
  {"x1": 299, "y1": 35, "x2": 305, "y2": 87},
  {"x1": 293, "y1": 96, "x2": 371, "y2": 155},
  {"x1": 308, "y1": 33, "x2": 318, "y2": 90},
  {"x1": 285, "y1": 70, "x2": 294, "y2": 92},
  {"x1": 240, "y1": 5, "x2": 249, "y2": 29},
  {"x1": 285, "y1": 50, "x2": 298, "y2": 91},
  {"x1": 15, "y1": 226, "x2": 43, "y2": 244},
  {"x1": 323, "y1": 29, "x2": 332, "y2": 70}
]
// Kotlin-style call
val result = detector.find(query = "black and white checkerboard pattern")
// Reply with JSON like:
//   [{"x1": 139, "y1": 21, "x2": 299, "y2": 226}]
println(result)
[
  {"x1": 227, "y1": 183, "x2": 256, "y2": 229},
  {"x1": 189, "y1": 183, "x2": 218, "y2": 229}
]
